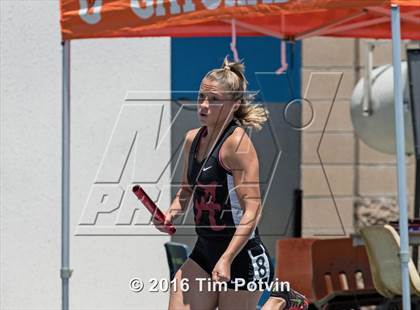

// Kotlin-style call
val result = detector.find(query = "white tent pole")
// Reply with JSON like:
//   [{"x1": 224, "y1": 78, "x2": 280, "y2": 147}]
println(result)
[
  {"x1": 391, "y1": 4, "x2": 411, "y2": 309},
  {"x1": 61, "y1": 40, "x2": 72, "y2": 310}
]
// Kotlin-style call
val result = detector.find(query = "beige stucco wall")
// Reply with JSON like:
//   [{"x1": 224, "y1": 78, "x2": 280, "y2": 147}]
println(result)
[{"x1": 300, "y1": 37, "x2": 415, "y2": 237}]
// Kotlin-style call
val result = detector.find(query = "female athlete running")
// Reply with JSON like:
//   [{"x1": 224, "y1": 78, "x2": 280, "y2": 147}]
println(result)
[{"x1": 154, "y1": 57, "x2": 308, "y2": 310}]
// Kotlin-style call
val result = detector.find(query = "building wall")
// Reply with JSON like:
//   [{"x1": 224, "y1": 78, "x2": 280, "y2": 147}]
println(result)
[
  {"x1": 1, "y1": 1, "x2": 171, "y2": 309},
  {"x1": 300, "y1": 37, "x2": 415, "y2": 237}
]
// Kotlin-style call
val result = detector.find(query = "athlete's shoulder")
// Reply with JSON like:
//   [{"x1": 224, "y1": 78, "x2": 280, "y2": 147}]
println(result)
[
  {"x1": 183, "y1": 127, "x2": 201, "y2": 153},
  {"x1": 225, "y1": 126, "x2": 254, "y2": 152},
  {"x1": 220, "y1": 125, "x2": 258, "y2": 172},
  {"x1": 185, "y1": 128, "x2": 201, "y2": 144}
]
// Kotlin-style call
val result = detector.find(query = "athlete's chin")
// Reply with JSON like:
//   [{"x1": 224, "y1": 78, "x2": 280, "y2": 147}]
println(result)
[{"x1": 198, "y1": 116, "x2": 209, "y2": 126}]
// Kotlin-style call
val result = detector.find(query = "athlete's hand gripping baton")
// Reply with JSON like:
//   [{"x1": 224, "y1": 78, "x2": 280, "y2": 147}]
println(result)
[{"x1": 132, "y1": 185, "x2": 176, "y2": 235}]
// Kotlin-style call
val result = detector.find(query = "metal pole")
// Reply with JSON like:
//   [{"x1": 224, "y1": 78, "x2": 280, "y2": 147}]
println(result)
[
  {"x1": 414, "y1": 160, "x2": 420, "y2": 268},
  {"x1": 363, "y1": 42, "x2": 374, "y2": 116},
  {"x1": 61, "y1": 40, "x2": 72, "y2": 310},
  {"x1": 391, "y1": 5, "x2": 411, "y2": 309}
]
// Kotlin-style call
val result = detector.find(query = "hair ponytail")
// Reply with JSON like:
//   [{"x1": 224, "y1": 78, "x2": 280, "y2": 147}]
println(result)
[{"x1": 203, "y1": 56, "x2": 269, "y2": 131}]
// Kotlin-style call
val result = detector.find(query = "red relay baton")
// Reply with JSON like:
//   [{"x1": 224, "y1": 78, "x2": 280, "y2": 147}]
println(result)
[{"x1": 132, "y1": 185, "x2": 176, "y2": 235}]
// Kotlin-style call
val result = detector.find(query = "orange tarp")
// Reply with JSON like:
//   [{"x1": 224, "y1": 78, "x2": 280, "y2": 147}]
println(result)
[{"x1": 61, "y1": 0, "x2": 420, "y2": 40}]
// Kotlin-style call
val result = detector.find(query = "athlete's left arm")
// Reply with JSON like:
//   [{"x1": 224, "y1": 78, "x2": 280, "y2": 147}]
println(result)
[{"x1": 220, "y1": 127, "x2": 263, "y2": 262}]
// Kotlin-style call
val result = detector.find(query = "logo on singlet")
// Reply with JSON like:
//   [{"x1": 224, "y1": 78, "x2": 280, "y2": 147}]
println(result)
[
  {"x1": 195, "y1": 182, "x2": 226, "y2": 231},
  {"x1": 203, "y1": 166, "x2": 212, "y2": 171}
]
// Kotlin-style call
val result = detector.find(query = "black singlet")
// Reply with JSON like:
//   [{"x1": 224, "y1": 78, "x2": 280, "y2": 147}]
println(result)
[
  {"x1": 187, "y1": 119, "x2": 261, "y2": 240},
  {"x1": 187, "y1": 120, "x2": 274, "y2": 290}
]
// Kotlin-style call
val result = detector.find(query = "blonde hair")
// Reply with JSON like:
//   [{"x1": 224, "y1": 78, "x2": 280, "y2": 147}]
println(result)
[{"x1": 202, "y1": 56, "x2": 269, "y2": 130}]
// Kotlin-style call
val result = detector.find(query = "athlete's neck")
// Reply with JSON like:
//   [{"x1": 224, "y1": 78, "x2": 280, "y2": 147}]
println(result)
[
  {"x1": 198, "y1": 119, "x2": 233, "y2": 159},
  {"x1": 204, "y1": 118, "x2": 233, "y2": 142}
]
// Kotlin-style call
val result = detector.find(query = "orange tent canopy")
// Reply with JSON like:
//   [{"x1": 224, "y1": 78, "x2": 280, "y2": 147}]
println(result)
[{"x1": 61, "y1": 0, "x2": 420, "y2": 40}]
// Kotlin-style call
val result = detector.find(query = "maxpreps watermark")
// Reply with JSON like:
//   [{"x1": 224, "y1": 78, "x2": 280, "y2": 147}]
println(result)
[
  {"x1": 75, "y1": 91, "x2": 282, "y2": 236},
  {"x1": 75, "y1": 98, "x2": 185, "y2": 236},
  {"x1": 76, "y1": 70, "x2": 345, "y2": 236}
]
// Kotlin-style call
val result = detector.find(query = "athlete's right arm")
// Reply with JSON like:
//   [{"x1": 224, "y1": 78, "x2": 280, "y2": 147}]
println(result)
[{"x1": 159, "y1": 129, "x2": 197, "y2": 227}]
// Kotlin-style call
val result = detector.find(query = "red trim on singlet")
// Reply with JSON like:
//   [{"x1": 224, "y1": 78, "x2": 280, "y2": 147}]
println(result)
[
  {"x1": 218, "y1": 141, "x2": 232, "y2": 174},
  {"x1": 194, "y1": 126, "x2": 207, "y2": 160}
]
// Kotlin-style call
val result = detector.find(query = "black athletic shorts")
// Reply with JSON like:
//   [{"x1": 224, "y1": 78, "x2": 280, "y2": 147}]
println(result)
[{"x1": 188, "y1": 236, "x2": 275, "y2": 291}]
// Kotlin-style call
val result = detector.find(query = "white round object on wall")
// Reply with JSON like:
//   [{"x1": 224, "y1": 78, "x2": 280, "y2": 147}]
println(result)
[{"x1": 350, "y1": 61, "x2": 414, "y2": 155}]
